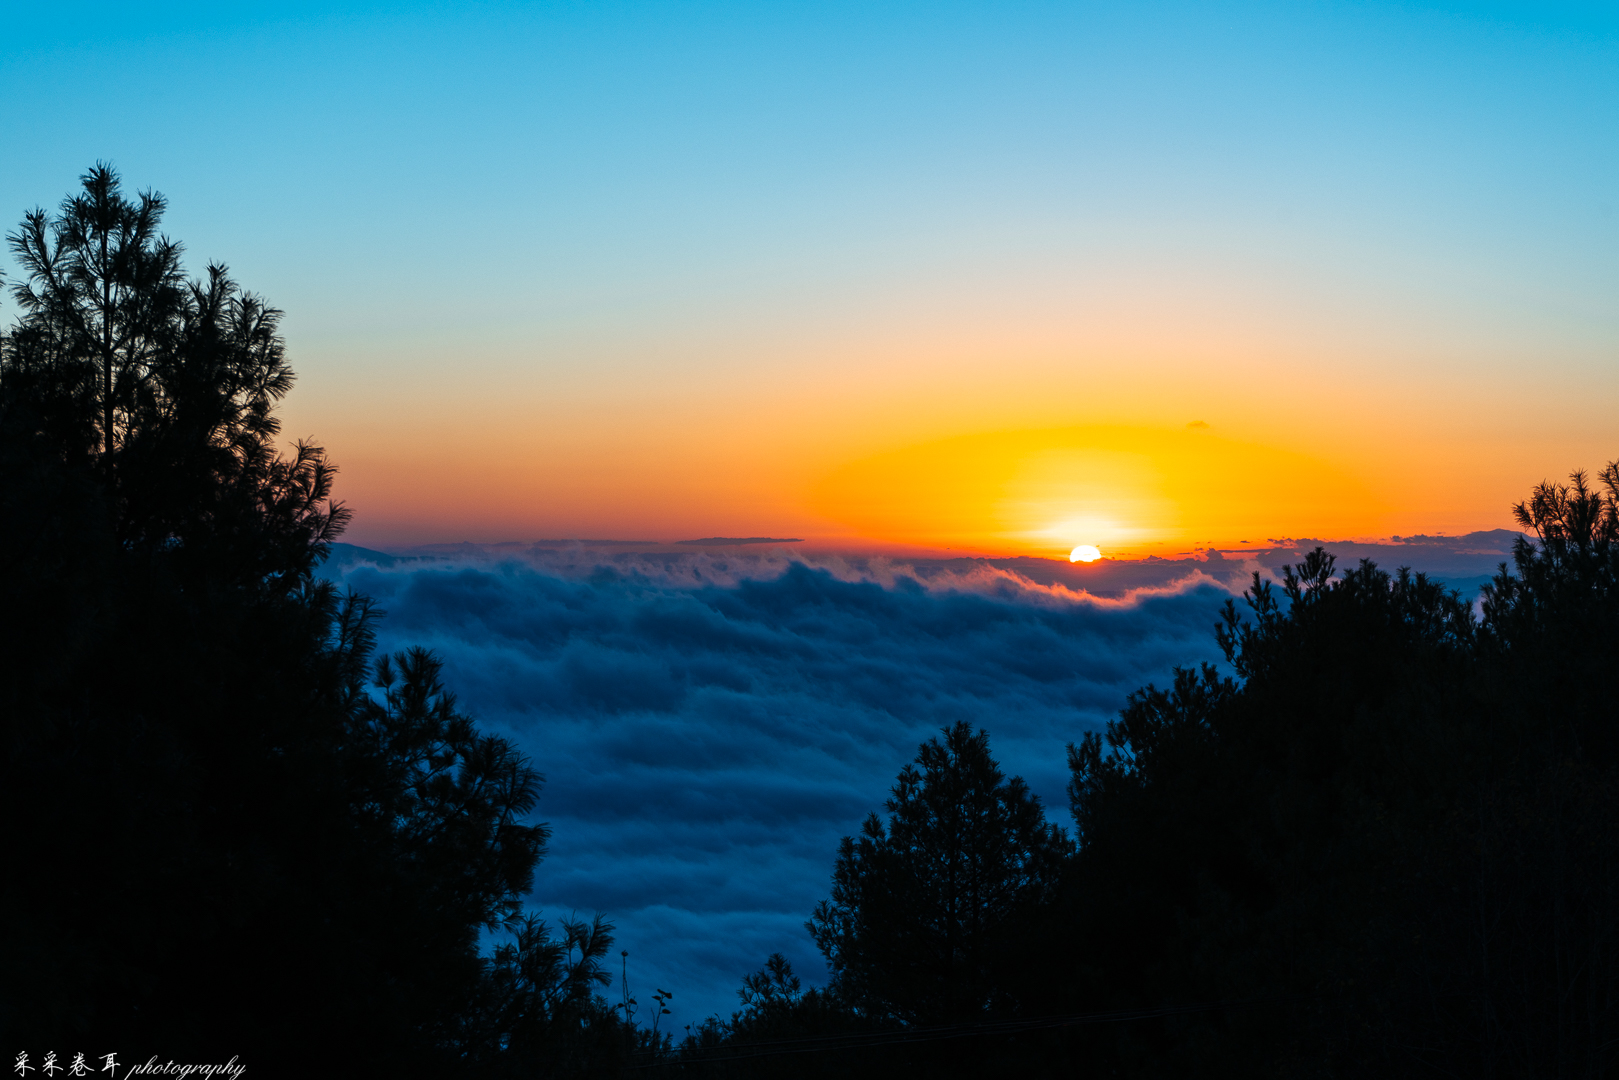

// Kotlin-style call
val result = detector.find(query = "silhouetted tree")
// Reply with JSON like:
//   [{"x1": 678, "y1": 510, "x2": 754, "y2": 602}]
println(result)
[
  {"x1": 0, "y1": 165, "x2": 557, "y2": 1073},
  {"x1": 5, "y1": 163, "x2": 343, "y2": 589},
  {"x1": 738, "y1": 953, "x2": 804, "y2": 1017},
  {"x1": 699, "y1": 466, "x2": 1619, "y2": 1078},
  {"x1": 808, "y1": 723, "x2": 1071, "y2": 1025},
  {"x1": 5, "y1": 163, "x2": 186, "y2": 463},
  {"x1": 1059, "y1": 552, "x2": 1480, "y2": 1070},
  {"x1": 1052, "y1": 473, "x2": 1619, "y2": 1076},
  {"x1": 461, "y1": 911, "x2": 650, "y2": 1077}
]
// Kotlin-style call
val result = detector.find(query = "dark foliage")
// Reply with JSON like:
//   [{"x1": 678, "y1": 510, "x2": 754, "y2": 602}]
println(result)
[
  {"x1": 690, "y1": 465, "x2": 1619, "y2": 1079},
  {"x1": 808, "y1": 722, "x2": 1073, "y2": 1027},
  {"x1": 460, "y1": 914, "x2": 660, "y2": 1077},
  {"x1": 666, "y1": 731, "x2": 1072, "y2": 1079},
  {"x1": 1049, "y1": 466, "x2": 1619, "y2": 1076},
  {"x1": 14, "y1": 165, "x2": 1619, "y2": 1080},
  {"x1": 0, "y1": 165, "x2": 576, "y2": 1073}
]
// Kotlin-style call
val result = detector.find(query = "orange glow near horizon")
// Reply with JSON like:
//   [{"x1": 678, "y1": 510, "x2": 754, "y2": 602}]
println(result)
[
  {"x1": 807, "y1": 425, "x2": 1384, "y2": 559},
  {"x1": 18, "y1": 0, "x2": 1619, "y2": 563},
  {"x1": 289, "y1": 318, "x2": 1593, "y2": 557}
]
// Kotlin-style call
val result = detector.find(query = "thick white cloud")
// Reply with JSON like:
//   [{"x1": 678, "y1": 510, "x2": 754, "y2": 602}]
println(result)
[{"x1": 322, "y1": 536, "x2": 1511, "y2": 1028}]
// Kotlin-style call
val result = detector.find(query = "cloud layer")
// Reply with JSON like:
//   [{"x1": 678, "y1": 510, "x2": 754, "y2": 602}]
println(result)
[
  {"x1": 323, "y1": 535, "x2": 1512, "y2": 1028},
  {"x1": 324, "y1": 545, "x2": 1234, "y2": 1027}
]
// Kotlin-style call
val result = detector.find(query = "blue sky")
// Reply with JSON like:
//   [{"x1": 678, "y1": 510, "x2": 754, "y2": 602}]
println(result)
[
  {"x1": 13, "y1": 1, "x2": 1617, "y2": 344},
  {"x1": 6, "y1": 2, "x2": 1617, "y2": 552}
]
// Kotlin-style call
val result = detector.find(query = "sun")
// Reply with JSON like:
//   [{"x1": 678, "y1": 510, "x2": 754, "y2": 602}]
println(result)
[{"x1": 1069, "y1": 544, "x2": 1102, "y2": 563}]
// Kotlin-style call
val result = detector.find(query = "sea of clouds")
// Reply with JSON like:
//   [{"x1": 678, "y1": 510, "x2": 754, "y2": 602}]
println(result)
[{"x1": 322, "y1": 534, "x2": 1516, "y2": 1030}]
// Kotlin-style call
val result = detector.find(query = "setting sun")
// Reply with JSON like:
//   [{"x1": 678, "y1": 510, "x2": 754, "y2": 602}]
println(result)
[
  {"x1": 1070, "y1": 545, "x2": 1103, "y2": 563},
  {"x1": 809, "y1": 424, "x2": 1381, "y2": 556}
]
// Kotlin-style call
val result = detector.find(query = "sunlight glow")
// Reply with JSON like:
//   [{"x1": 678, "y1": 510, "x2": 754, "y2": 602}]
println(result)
[
  {"x1": 1070, "y1": 545, "x2": 1103, "y2": 563},
  {"x1": 809, "y1": 425, "x2": 1381, "y2": 557}
]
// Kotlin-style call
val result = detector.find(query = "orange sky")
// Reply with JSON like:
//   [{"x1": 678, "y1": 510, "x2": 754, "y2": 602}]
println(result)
[
  {"x1": 84, "y1": 1, "x2": 1603, "y2": 559},
  {"x1": 283, "y1": 318, "x2": 1610, "y2": 557}
]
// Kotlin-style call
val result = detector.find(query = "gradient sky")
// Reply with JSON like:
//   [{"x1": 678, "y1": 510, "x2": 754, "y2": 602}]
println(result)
[{"x1": 6, "y1": 1, "x2": 1618, "y2": 556}]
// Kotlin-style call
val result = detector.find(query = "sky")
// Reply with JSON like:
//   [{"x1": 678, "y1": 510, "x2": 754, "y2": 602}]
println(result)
[{"x1": 5, "y1": 0, "x2": 1618, "y2": 557}]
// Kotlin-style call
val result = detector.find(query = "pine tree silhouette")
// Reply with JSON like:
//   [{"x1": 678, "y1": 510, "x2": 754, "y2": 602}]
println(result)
[{"x1": 0, "y1": 165, "x2": 559, "y2": 1074}]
